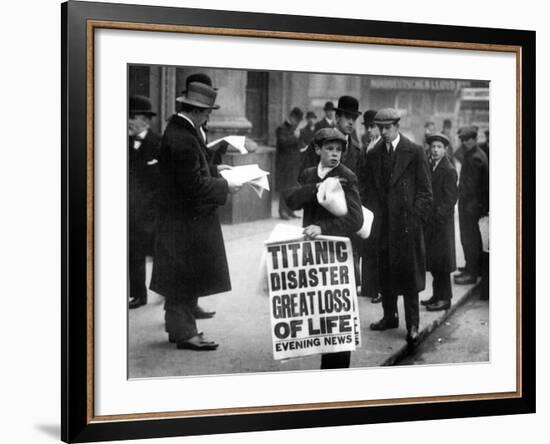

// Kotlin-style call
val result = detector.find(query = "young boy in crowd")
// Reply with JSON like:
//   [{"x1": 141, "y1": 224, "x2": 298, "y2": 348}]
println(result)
[
  {"x1": 286, "y1": 127, "x2": 364, "y2": 369},
  {"x1": 422, "y1": 133, "x2": 458, "y2": 311}
]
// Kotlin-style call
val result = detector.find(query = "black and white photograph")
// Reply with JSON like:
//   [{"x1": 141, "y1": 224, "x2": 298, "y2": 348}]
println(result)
[{"x1": 127, "y1": 65, "x2": 490, "y2": 378}]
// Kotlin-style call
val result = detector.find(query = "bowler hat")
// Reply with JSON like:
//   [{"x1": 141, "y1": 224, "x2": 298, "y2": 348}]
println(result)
[
  {"x1": 323, "y1": 101, "x2": 335, "y2": 111},
  {"x1": 289, "y1": 107, "x2": 304, "y2": 121},
  {"x1": 334, "y1": 96, "x2": 361, "y2": 117},
  {"x1": 374, "y1": 108, "x2": 401, "y2": 125},
  {"x1": 362, "y1": 109, "x2": 378, "y2": 126},
  {"x1": 176, "y1": 82, "x2": 220, "y2": 109},
  {"x1": 426, "y1": 132, "x2": 450, "y2": 146},
  {"x1": 129, "y1": 95, "x2": 156, "y2": 117},
  {"x1": 458, "y1": 125, "x2": 478, "y2": 140},
  {"x1": 314, "y1": 127, "x2": 347, "y2": 147},
  {"x1": 181, "y1": 73, "x2": 218, "y2": 94},
  {"x1": 306, "y1": 111, "x2": 317, "y2": 119}
]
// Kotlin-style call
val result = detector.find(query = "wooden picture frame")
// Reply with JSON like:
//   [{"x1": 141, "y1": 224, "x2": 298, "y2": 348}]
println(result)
[{"x1": 61, "y1": 1, "x2": 536, "y2": 442}]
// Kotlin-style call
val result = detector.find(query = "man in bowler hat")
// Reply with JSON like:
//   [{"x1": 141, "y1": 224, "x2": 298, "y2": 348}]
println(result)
[
  {"x1": 361, "y1": 108, "x2": 432, "y2": 346},
  {"x1": 334, "y1": 95, "x2": 363, "y2": 175},
  {"x1": 128, "y1": 95, "x2": 161, "y2": 309},
  {"x1": 314, "y1": 101, "x2": 336, "y2": 132},
  {"x1": 454, "y1": 126, "x2": 489, "y2": 285},
  {"x1": 150, "y1": 80, "x2": 242, "y2": 350},
  {"x1": 275, "y1": 106, "x2": 304, "y2": 220},
  {"x1": 299, "y1": 111, "x2": 318, "y2": 147},
  {"x1": 358, "y1": 109, "x2": 382, "y2": 302},
  {"x1": 301, "y1": 96, "x2": 362, "y2": 175}
]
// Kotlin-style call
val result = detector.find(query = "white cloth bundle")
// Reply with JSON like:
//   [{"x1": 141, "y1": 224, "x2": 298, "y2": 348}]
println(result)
[
  {"x1": 479, "y1": 215, "x2": 489, "y2": 252},
  {"x1": 316, "y1": 177, "x2": 348, "y2": 216},
  {"x1": 356, "y1": 206, "x2": 374, "y2": 239}
]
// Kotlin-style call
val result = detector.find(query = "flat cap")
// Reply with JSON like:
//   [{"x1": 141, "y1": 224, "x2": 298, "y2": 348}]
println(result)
[
  {"x1": 426, "y1": 132, "x2": 450, "y2": 146},
  {"x1": 314, "y1": 127, "x2": 347, "y2": 146},
  {"x1": 458, "y1": 125, "x2": 478, "y2": 140},
  {"x1": 374, "y1": 108, "x2": 400, "y2": 124}
]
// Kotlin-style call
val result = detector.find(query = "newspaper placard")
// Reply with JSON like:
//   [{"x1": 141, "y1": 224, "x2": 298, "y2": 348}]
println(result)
[{"x1": 266, "y1": 236, "x2": 361, "y2": 360}]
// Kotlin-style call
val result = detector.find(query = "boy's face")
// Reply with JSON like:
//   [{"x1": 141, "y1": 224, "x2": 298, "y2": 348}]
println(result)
[
  {"x1": 316, "y1": 140, "x2": 343, "y2": 168},
  {"x1": 307, "y1": 117, "x2": 316, "y2": 127},
  {"x1": 430, "y1": 140, "x2": 447, "y2": 161}
]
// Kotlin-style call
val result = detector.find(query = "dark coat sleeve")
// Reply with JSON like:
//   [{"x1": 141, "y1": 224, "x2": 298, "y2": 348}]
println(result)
[
  {"x1": 276, "y1": 125, "x2": 300, "y2": 152},
  {"x1": 433, "y1": 168, "x2": 458, "y2": 224},
  {"x1": 413, "y1": 145, "x2": 433, "y2": 222},
  {"x1": 361, "y1": 149, "x2": 379, "y2": 213},
  {"x1": 169, "y1": 131, "x2": 228, "y2": 207},
  {"x1": 318, "y1": 171, "x2": 363, "y2": 236},
  {"x1": 286, "y1": 169, "x2": 318, "y2": 211}
]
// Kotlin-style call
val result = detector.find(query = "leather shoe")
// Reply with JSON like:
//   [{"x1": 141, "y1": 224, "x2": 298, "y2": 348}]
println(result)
[
  {"x1": 371, "y1": 294, "x2": 383, "y2": 304},
  {"x1": 177, "y1": 335, "x2": 219, "y2": 351},
  {"x1": 427, "y1": 300, "x2": 451, "y2": 311},
  {"x1": 169, "y1": 331, "x2": 203, "y2": 343},
  {"x1": 370, "y1": 317, "x2": 398, "y2": 330},
  {"x1": 193, "y1": 305, "x2": 216, "y2": 319},
  {"x1": 454, "y1": 273, "x2": 477, "y2": 285},
  {"x1": 129, "y1": 296, "x2": 147, "y2": 309},
  {"x1": 420, "y1": 296, "x2": 436, "y2": 306},
  {"x1": 406, "y1": 326, "x2": 419, "y2": 347},
  {"x1": 279, "y1": 212, "x2": 290, "y2": 220}
]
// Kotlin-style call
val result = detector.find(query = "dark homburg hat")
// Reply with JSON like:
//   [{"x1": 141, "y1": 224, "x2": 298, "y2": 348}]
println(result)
[
  {"x1": 362, "y1": 109, "x2": 378, "y2": 126},
  {"x1": 306, "y1": 111, "x2": 317, "y2": 119},
  {"x1": 176, "y1": 82, "x2": 220, "y2": 109},
  {"x1": 181, "y1": 73, "x2": 218, "y2": 94},
  {"x1": 129, "y1": 95, "x2": 156, "y2": 117},
  {"x1": 335, "y1": 95, "x2": 361, "y2": 117},
  {"x1": 323, "y1": 101, "x2": 335, "y2": 111},
  {"x1": 426, "y1": 132, "x2": 450, "y2": 146},
  {"x1": 458, "y1": 125, "x2": 478, "y2": 140},
  {"x1": 289, "y1": 107, "x2": 304, "y2": 120},
  {"x1": 374, "y1": 108, "x2": 401, "y2": 125},
  {"x1": 314, "y1": 127, "x2": 347, "y2": 148}
]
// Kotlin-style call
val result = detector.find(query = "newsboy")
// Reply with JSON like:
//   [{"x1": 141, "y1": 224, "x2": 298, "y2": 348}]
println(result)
[
  {"x1": 361, "y1": 108, "x2": 433, "y2": 346},
  {"x1": 421, "y1": 133, "x2": 458, "y2": 311},
  {"x1": 286, "y1": 127, "x2": 363, "y2": 369},
  {"x1": 150, "y1": 81, "x2": 241, "y2": 351}
]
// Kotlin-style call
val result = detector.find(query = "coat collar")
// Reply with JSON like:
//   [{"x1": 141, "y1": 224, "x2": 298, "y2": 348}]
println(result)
[
  {"x1": 431, "y1": 155, "x2": 451, "y2": 182},
  {"x1": 390, "y1": 134, "x2": 416, "y2": 185}
]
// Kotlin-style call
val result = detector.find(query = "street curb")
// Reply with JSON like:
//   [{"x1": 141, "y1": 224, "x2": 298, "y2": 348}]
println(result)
[{"x1": 380, "y1": 282, "x2": 481, "y2": 366}]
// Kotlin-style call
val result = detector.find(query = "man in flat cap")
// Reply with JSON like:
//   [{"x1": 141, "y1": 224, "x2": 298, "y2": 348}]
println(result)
[
  {"x1": 422, "y1": 133, "x2": 458, "y2": 311},
  {"x1": 150, "y1": 80, "x2": 242, "y2": 351},
  {"x1": 454, "y1": 126, "x2": 489, "y2": 286},
  {"x1": 314, "y1": 101, "x2": 336, "y2": 132},
  {"x1": 286, "y1": 127, "x2": 363, "y2": 369},
  {"x1": 360, "y1": 108, "x2": 432, "y2": 346},
  {"x1": 128, "y1": 95, "x2": 161, "y2": 309},
  {"x1": 275, "y1": 106, "x2": 304, "y2": 219}
]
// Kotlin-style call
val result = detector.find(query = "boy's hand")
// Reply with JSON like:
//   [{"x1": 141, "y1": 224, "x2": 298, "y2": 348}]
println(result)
[{"x1": 303, "y1": 224, "x2": 322, "y2": 239}]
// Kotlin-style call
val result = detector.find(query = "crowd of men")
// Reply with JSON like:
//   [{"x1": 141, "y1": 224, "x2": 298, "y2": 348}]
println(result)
[
  {"x1": 128, "y1": 72, "x2": 489, "y2": 362},
  {"x1": 275, "y1": 95, "x2": 489, "y2": 354}
]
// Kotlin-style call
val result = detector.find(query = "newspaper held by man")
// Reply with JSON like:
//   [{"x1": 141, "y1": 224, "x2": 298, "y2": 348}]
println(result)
[{"x1": 220, "y1": 164, "x2": 270, "y2": 198}]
